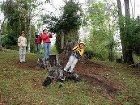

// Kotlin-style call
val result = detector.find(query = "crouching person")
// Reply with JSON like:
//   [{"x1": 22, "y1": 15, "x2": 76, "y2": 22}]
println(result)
[
  {"x1": 63, "y1": 42, "x2": 86, "y2": 81},
  {"x1": 18, "y1": 31, "x2": 27, "y2": 63}
]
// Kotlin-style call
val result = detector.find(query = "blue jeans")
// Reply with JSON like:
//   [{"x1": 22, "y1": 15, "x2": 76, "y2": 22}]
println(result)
[
  {"x1": 43, "y1": 43, "x2": 51, "y2": 60},
  {"x1": 36, "y1": 44, "x2": 41, "y2": 58}
]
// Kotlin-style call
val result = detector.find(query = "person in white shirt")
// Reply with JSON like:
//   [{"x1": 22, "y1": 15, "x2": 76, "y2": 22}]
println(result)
[{"x1": 18, "y1": 31, "x2": 27, "y2": 63}]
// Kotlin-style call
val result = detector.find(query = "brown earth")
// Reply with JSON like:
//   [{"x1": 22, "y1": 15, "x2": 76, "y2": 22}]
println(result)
[{"x1": 59, "y1": 53, "x2": 126, "y2": 101}]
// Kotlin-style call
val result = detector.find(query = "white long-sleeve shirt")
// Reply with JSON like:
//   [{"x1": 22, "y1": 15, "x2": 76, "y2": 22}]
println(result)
[{"x1": 18, "y1": 36, "x2": 27, "y2": 47}]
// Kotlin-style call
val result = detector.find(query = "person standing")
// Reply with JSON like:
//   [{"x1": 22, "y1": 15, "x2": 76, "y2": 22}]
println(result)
[
  {"x1": 41, "y1": 29, "x2": 53, "y2": 61},
  {"x1": 35, "y1": 32, "x2": 42, "y2": 59},
  {"x1": 18, "y1": 31, "x2": 27, "y2": 63}
]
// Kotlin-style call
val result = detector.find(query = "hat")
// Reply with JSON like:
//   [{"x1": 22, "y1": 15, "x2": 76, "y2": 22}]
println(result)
[{"x1": 79, "y1": 42, "x2": 85, "y2": 46}]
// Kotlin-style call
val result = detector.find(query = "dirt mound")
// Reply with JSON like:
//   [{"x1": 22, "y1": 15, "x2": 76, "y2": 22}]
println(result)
[
  {"x1": 76, "y1": 62, "x2": 123, "y2": 100},
  {"x1": 59, "y1": 53, "x2": 125, "y2": 100}
]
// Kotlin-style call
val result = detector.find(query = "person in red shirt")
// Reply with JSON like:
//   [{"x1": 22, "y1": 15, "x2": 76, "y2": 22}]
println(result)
[
  {"x1": 35, "y1": 32, "x2": 42, "y2": 59},
  {"x1": 41, "y1": 29, "x2": 53, "y2": 61}
]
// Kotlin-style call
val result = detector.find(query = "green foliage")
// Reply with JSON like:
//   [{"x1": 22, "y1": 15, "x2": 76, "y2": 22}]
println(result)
[
  {"x1": 1, "y1": 0, "x2": 39, "y2": 52},
  {"x1": 30, "y1": 25, "x2": 36, "y2": 53},
  {"x1": 128, "y1": 17, "x2": 140, "y2": 55},
  {"x1": 2, "y1": 34, "x2": 17, "y2": 49},
  {"x1": 86, "y1": 1, "x2": 117, "y2": 60},
  {"x1": 51, "y1": 45, "x2": 58, "y2": 55},
  {"x1": 120, "y1": 16, "x2": 140, "y2": 62},
  {"x1": 1, "y1": 0, "x2": 28, "y2": 48},
  {"x1": 45, "y1": 1, "x2": 82, "y2": 53},
  {"x1": 133, "y1": 54, "x2": 140, "y2": 63},
  {"x1": 55, "y1": 32, "x2": 63, "y2": 53},
  {"x1": 50, "y1": 1, "x2": 82, "y2": 33},
  {"x1": 61, "y1": 1, "x2": 82, "y2": 33}
]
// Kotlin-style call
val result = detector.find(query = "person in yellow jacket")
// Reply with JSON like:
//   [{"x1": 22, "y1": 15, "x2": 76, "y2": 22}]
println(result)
[{"x1": 64, "y1": 42, "x2": 86, "y2": 73}]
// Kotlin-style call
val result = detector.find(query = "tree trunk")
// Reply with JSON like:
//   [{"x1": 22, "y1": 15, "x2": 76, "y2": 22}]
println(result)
[
  {"x1": 124, "y1": 0, "x2": 130, "y2": 17},
  {"x1": 116, "y1": 0, "x2": 125, "y2": 62},
  {"x1": 27, "y1": 21, "x2": 31, "y2": 53},
  {"x1": 27, "y1": 6, "x2": 31, "y2": 53},
  {"x1": 61, "y1": 31, "x2": 64, "y2": 49},
  {"x1": 108, "y1": 42, "x2": 114, "y2": 62},
  {"x1": 116, "y1": 0, "x2": 134, "y2": 64},
  {"x1": 124, "y1": 0, "x2": 134, "y2": 64}
]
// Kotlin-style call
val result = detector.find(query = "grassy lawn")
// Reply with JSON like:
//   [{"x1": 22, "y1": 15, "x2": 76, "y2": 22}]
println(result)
[
  {"x1": 0, "y1": 49, "x2": 140, "y2": 105},
  {"x1": 97, "y1": 61, "x2": 140, "y2": 105}
]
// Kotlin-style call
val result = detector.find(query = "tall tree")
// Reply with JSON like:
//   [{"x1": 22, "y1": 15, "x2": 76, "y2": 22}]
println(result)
[
  {"x1": 116, "y1": 0, "x2": 134, "y2": 64},
  {"x1": 1, "y1": 0, "x2": 40, "y2": 52},
  {"x1": 86, "y1": 1, "x2": 117, "y2": 60},
  {"x1": 116, "y1": 0, "x2": 125, "y2": 62},
  {"x1": 124, "y1": 0, "x2": 134, "y2": 63},
  {"x1": 25, "y1": 0, "x2": 50, "y2": 52},
  {"x1": 58, "y1": 0, "x2": 82, "y2": 52},
  {"x1": 46, "y1": 0, "x2": 82, "y2": 53},
  {"x1": 1, "y1": 0, "x2": 25, "y2": 48}
]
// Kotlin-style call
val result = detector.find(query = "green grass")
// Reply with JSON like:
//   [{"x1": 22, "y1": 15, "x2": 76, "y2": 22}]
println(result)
[
  {"x1": 0, "y1": 49, "x2": 140, "y2": 105},
  {"x1": 133, "y1": 54, "x2": 140, "y2": 63},
  {"x1": 97, "y1": 61, "x2": 140, "y2": 105}
]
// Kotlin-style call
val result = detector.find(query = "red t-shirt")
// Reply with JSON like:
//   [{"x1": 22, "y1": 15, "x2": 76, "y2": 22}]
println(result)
[
  {"x1": 41, "y1": 33, "x2": 52, "y2": 43},
  {"x1": 35, "y1": 35, "x2": 42, "y2": 44}
]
